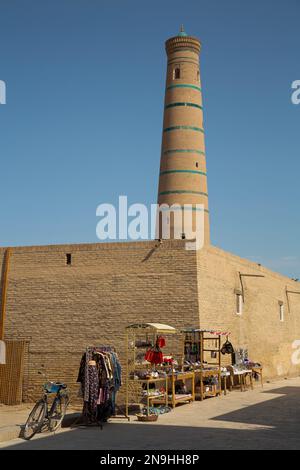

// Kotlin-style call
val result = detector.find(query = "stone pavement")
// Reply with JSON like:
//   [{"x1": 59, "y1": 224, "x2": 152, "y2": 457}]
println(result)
[
  {"x1": 0, "y1": 404, "x2": 32, "y2": 428},
  {"x1": 0, "y1": 404, "x2": 32, "y2": 443},
  {"x1": 1, "y1": 377, "x2": 300, "y2": 450},
  {"x1": 0, "y1": 403, "x2": 80, "y2": 443}
]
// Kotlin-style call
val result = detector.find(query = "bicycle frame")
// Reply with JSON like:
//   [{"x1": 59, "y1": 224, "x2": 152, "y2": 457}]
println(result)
[
  {"x1": 38, "y1": 369, "x2": 69, "y2": 419},
  {"x1": 40, "y1": 387, "x2": 68, "y2": 423},
  {"x1": 23, "y1": 369, "x2": 70, "y2": 440}
]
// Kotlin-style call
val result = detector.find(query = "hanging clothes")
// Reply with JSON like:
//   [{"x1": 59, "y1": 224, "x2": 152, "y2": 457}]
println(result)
[
  {"x1": 144, "y1": 335, "x2": 166, "y2": 365},
  {"x1": 221, "y1": 339, "x2": 234, "y2": 355},
  {"x1": 77, "y1": 346, "x2": 122, "y2": 424},
  {"x1": 82, "y1": 362, "x2": 100, "y2": 424}
]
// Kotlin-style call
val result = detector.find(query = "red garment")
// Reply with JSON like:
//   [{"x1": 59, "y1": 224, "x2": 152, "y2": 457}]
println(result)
[
  {"x1": 162, "y1": 356, "x2": 173, "y2": 364},
  {"x1": 145, "y1": 349, "x2": 154, "y2": 363},
  {"x1": 145, "y1": 349, "x2": 163, "y2": 365},
  {"x1": 151, "y1": 351, "x2": 163, "y2": 364},
  {"x1": 157, "y1": 336, "x2": 166, "y2": 348},
  {"x1": 145, "y1": 336, "x2": 166, "y2": 364}
]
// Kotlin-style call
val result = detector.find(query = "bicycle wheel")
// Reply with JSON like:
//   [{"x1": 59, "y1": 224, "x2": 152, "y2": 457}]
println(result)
[
  {"x1": 23, "y1": 400, "x2": 47, "y2": 440},
  {"x1": 48, "y1": 394, "x2": 69, "y2": 432}
]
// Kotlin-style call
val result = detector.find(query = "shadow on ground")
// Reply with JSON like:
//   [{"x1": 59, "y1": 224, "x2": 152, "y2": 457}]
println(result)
[
  {"x1": 2, "y1": 387, "x2": 300, "y2": 450},
  {"x1": 212, "y1": 387, "x2": 300, "y2": 429}
]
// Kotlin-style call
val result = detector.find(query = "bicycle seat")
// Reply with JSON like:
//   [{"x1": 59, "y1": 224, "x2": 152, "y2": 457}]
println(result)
[
  {"x1": 44, "y1": 382, "x2": 67, "y2": 393},
  {"x1": 44, "y1": 382, "x2": 61, "y2": 393}
]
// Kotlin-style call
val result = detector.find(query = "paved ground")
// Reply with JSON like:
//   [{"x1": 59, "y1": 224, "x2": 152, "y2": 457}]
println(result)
[
  {"x1": 0, "y1": 404, "x2": 33, "y2": 428},
  {"x1": 1, "y1": 377, "x2": 300, "y2": 450}
]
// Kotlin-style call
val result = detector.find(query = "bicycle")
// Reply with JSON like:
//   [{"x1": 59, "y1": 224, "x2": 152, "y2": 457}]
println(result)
[{"x1": 23, "y1": 369, "x2": 70, "y2": 440}]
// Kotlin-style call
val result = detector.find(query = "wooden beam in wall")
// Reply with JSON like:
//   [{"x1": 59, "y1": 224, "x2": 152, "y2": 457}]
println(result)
[
  {"x1": 238, "y1": 272, "x2": 265, "y2": 303},
  {"x1": 0, "y1": 248, "x2": 12, "y2": 340}
]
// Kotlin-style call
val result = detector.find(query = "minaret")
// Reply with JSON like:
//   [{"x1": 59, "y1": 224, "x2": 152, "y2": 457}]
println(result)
[{"x1": 157, "y1": 26, "x2": 210, "y2": 244}]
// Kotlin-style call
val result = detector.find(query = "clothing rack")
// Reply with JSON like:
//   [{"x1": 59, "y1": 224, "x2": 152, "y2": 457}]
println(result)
[
  {"x1": 86, "y1": 345, "x2": 129, "y2": 421},
  {"x1": 91, "y1": 346, "x2": 129, "y2": 421},
  {"x1": 75, "y1": 344, "x2": 128, "y2": 427}
]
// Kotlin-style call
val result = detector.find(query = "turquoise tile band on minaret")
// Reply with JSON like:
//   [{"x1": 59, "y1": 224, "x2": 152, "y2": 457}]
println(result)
[
  {"x1": 166, "y1": 84, "x2": 202, "y2": 92},
  {"x1": 165, "y1": 102, "x2": 203, "y2": 110},
  {"x1": 163, "y1": 126, "x2": 204, "y2": 133},
  {"x1": 163, "y1": 149, "x2": 206, "y2": 156},
  {"x1": 160, "y1": 170, "x2": 207, "y2": 176}
]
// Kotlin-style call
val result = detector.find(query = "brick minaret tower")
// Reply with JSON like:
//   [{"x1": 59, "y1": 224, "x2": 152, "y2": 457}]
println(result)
[{"x1": 157, "y1": 26, "x2": 210, "y2": 244}]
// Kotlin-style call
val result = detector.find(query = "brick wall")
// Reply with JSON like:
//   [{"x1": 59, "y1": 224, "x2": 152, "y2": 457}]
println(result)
[
  {"x1": 197, "y1": 246, "x2": 300, "y2": 378},
  {"x1": 0, "y1": 240, "x2": 200, "y2": 402},
  {"x1": 1, "y1": 240, "x2": 300, "y2": 403}
]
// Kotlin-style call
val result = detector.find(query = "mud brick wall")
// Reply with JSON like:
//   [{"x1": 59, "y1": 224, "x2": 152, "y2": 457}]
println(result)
[
  {"x1": 1, "y1": 240, "x2": 300, "y2": 404},
  {"x1": 197, "y1": 246, "x2": 300, "y2": 378},
  {"x1": 0, "y1": 240, "x2": 200, "y2": 403}
]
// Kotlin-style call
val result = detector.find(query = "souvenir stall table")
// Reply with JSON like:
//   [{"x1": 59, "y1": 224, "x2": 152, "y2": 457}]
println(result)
[
  {"x1": 139, "y1": 376, "x2": 169, "y2": 410},
  {"x1": 152, "y1": 371, "x2": 195, "y2": 409},
  {"x1": 221, "y1": 369, "x2": 231, "y2": 395},
  {"x1": 251, "y1": 366, "x2": 263, "y2": 387},
  {"x1": 229, "y1": 349, "x2": 262, "y2": 391},
  {"x1": 168, "y1": 371, "x2": 195, "y2": 408},
  {"x1": 125, "y1": 323, "x2": 194, "y2": 419},
  {"x1": 243, "y1": 361, "x2": 263, "y2": 388},
  {"x1": 226, "y1": 365, "x2": 253, "y2": 392},
  {"x1": 182, "y1": 329, "x2": 231, "y2": 400}
]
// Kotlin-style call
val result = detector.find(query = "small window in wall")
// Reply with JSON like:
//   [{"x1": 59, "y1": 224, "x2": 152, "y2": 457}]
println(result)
[
  {"x1": 236, "y1": 293, "x2": 243, "y2": 315},
  {"x1": 279, "y1": 302, "x2": 284, "y2": 322},
  {"x1": 66, "y1": 253, "x2": 72, "y2": 265},
  {"x1": 196, "y1": 162, "x2": 199, "y2": 168},
  {"x1": 173, "y1": 67, "x2": 180, "y2": 80},
  {"x1": 197, "y1": 70, "x2": 200, "y2": 82}
]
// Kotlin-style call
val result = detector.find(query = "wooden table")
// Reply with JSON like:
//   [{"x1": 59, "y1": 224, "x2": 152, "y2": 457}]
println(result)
[
  {"x1": 194, "y1": 369, "x2": 221, "y2": 400},
  {"x1": 227, "y1": 368, "x2": 251, "y2": 392},
  {"x1": 151, "y1": 372, "x2": 195, "y2": 409},
  {"x1": 221, "y1": 371, "x2": 230, "y2": 395},
  {"x1": 252, "y1": 367, "x2": 263, "y2": 388},
  {"x1": 168, "y1": 372, "x2": 195, "y2": 408},
  {"x1": 243, "y1": 370, "x2": 254, "y2": 390},
  {"x1": 137, "y1": 377, "x2": 168, "y2": 415}
]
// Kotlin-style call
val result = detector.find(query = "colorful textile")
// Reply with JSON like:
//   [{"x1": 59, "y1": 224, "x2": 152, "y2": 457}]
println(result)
[{"x1": 77, "y1": 346, "x2": 122, "y2": 424}]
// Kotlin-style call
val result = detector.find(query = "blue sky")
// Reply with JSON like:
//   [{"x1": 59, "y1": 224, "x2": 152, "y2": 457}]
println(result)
[{"x1": 0, "y1": 0, "x2": 299, "y2": 278}]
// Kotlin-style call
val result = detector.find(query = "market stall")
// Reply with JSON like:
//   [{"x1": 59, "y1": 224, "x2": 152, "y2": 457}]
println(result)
[
  {"x1": 125, "y1": 323, "x2": 194, "y2": 419},
  {"x1": 229, "y1": 349, "x2": 263, "y2": 390},
  {"x1": 182, "y1": 329, "x2": 231, "y2": 400}
]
